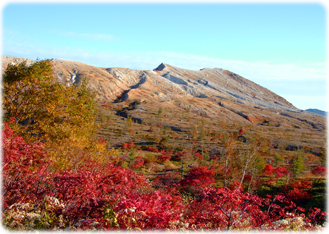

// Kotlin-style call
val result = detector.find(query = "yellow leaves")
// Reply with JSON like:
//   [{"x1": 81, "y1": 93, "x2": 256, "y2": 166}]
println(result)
[
  {"x1": 46, "y1": 131, "x2": 120, "y2": 171},
  {"x1": 3, "y1": 59, "x2": 97, "y2": 144}
]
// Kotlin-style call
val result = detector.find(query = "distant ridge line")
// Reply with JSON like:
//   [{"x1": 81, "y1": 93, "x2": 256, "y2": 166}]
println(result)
[{"x1": 305, "y1": 109, "x2": 327, "y2": 117}]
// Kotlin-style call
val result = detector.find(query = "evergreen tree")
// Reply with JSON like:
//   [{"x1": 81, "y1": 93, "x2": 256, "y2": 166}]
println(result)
[{"x1": 293, "y1": 151, "x2": 305, "y2": 177}]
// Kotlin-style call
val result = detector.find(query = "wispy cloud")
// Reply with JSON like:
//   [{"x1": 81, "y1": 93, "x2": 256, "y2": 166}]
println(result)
[
  {"x1": 0, "y1": 26, "x2": 17, "y2": 34},
  {"x1": 135, "y1": 51, "x2": 327, "y2": 83},
  {"x1": 59, "y1": 31, "x2": 118, "y2": 41},
  {"x1": 2, "y1": 40, "x2": 327, "y2": 110}
]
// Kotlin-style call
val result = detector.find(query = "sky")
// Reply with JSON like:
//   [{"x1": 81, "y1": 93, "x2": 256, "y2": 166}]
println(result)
[{"x1": 1, "y1": 1, "x2": 328, "y2": 111}]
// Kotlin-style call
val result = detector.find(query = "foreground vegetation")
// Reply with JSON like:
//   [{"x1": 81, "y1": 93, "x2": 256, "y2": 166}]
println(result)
[{"x1": 2, "y1": 60, "x2": 327, "y2": 230}]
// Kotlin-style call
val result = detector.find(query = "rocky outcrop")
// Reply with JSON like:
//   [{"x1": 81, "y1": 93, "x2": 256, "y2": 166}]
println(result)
[{"x1": 2, "y1": 55, "x2": 326, "y2": 129}]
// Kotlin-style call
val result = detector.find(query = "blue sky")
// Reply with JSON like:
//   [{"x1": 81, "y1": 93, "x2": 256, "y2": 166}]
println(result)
[{"x1": 1, "y1": 1, "x2": 327, "y2": 111}]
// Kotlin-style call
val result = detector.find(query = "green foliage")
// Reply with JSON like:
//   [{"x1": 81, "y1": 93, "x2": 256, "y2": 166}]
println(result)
[
  {"x1": 274, "y1": 153, "x2": 285, "y2": 166},
  {"x1": 293, "y1": 151, "x2": 305, "y2": 177},
  {"x1": 197, "y1": 121, "x2": 205, "y2": 141},
  {"x1": 126, "y1": 115, "x2": 133, "y2": 128},
  {"x1": 3, "y1": 59, "x2": 97, "y2": 143},
  {"x1": 158, "y1": 106, "x2": 163, "y2": 115}
]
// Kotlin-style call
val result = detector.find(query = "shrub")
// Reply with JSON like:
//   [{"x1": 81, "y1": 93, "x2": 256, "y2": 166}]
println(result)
[
  {"x1": 312, "y1": 166, "x2": 326, "y2": 177},
  {"x1": 3, "y1": 59, "x2": 97, "y2": 143},
  {"x1": 179, "y1": 165, "x2": 215, "y2": 193},
  {"x1": 2, "y1": 119, "x2": 49, "y2": 210},
  {"x1": 157, "y1": 151, "x2": 172, "y2": 162}
]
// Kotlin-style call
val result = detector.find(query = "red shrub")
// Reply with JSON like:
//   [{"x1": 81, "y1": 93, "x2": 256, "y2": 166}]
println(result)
[
  {"x1": 122, "y1": 141, "x2": 135, "y2": 149},
  {"x1": 2, "y1": 119, "x2": 50, "y2": 209},
  {"x1": 243, "y1": 174, "x2": 252, "y2": 182},
  {"x1": 175, "y1": 151, "x2": 185, "y2": 160},
  {"x1": 127, "y1": 141, "x2": 135, "y2": 148},
  {"x1": 263, "y1": 164, "x2": 274, "y2": 176},
  {"x1": 179, "y1": 165, "x2": 215, "y2": 192},
  {"x1": 146, "y1": 146, "x2": 158, "y2": 152},
  {"x1": 312, "y1": 166, "x2": 326, "y2": 177},
  {"x1": 263, "y1": 165, "x2": 289, "y2": 179},
  {"x1": 280, "y1": 180, "x2": 313, "y2": 206},
  {"x1": 157, "y1": 151, "x2": 172, "y2": 162},
  {"x1": 132, "y1": 156, "x2": 144, "y2": 169},
  {"x1": 194, "y1": 152, "x2": 202, "y2": 160},
  {"x1": 2, "y1": 121, "x2": 326, "y2": 230},
  {"x1": 273, "y1": 166, "x2": 289, "y2": 177},
  {"x1": 184, "y1": 183, "x2": 268, "y2": 230},
  {"x1": 114, "y1": 189, "x2": 184, "y2": 229},
  {"x1": 122, "y1": 143, "x2": 128, "y2": 149}
]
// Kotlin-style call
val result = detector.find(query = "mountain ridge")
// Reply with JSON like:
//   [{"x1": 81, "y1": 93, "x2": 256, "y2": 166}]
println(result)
[
  {"x1": 306, "y1": 109, "x2": 327, "y2": 117},
  {"x1": 2, "y1": 55, "x2": 325, "y2": 131}
]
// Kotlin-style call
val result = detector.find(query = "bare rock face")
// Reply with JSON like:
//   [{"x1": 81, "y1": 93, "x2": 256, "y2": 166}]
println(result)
[{"x1": 2, "y1": 55, "x2": 326, "y2": 130}]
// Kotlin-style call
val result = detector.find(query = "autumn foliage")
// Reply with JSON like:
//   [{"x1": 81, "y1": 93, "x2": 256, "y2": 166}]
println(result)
[
  {"x1": 2, "y1": 122, "x2": 327, "y2": 230},
  {"x1": 1, "y1": 59, "x2": 326, "y2": 231},
  {"x1": 3, "y1": 59, "x2": 96, "y2": 143}
]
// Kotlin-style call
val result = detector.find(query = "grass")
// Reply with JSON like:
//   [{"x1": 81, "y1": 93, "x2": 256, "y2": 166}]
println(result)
[{"x1": 92, "y1": 100, "x2": 326, "y2": 211}]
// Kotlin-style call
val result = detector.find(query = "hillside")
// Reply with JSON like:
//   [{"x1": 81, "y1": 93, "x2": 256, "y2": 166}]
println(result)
[
  {"x1": 2, "y1": 55, "x2": 327, "y2": 230},
  {"x1": 306, "y1": 109, "x2": 327, "y2": 117},
  {"x1": 2, "y1": 56, "x2": 325, "y2": 132}
]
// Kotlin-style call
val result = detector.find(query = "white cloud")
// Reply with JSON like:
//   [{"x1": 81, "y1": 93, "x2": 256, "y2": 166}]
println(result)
[
  {"x1": 2, "y1": 41, "x2": 327, "y2": 110},
  {"x1": 59, "y1": 31, "x2": 118, "y2": 41}
]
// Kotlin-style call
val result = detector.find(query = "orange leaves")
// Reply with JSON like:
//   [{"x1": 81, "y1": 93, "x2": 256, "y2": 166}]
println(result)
[{"x1": 3, "y1": 59, "x2": 97, "y2": 143}]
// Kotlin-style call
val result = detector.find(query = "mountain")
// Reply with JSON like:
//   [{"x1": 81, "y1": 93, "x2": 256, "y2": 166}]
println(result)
[
  {"x1": 2, "y1": 55, "x2": 326, "y2": 131},
  {"x1": 306, "y1": 109, "x2": 327, "y2": 117}
]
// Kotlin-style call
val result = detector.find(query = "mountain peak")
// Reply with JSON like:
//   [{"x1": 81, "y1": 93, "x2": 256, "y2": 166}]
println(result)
[
  {"x1": 2, "y1": 55, "x2": 326, "y2": 131},
  {"x1": 153, "y1": 63, "x2": 167, "y2": 71}
]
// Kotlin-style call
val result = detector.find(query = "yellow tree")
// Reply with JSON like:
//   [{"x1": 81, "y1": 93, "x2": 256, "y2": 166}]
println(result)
[{"x1": 3, "y1": 59, "x2": 97, "y2": 144}]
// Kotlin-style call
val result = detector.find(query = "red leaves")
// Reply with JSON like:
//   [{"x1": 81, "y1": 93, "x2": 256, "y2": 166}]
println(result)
[
  {"x1": 98, "y1": 137, "x2": 106, "y2": 143},
  {"x1": 279, "y1": 180, "x2": 313, "y2": 205},
  {"x1": 194, "y1": 152, "x2": 202, "y2": 160},
  {"x1": 157, "y1": 152, "x2": 172, "y2": 162},
  {"x1": 307, "y1": 207, "x2": 327, "y2": 225},
  {"x1": 273, "y1": 166, "x2": 289, "y2": 177},
  {"x1": 239, "y1": 129, "x2": 244, "y2": 135},
  {"x1": 180, "y1": 165, "x2": 215, "y2": 192},
  {"x1": 2, "y1": 121, "x2": 326, "y2": 230},
  {"x1": 175, "y1": 151, "x2": 185, "y2": 160},
  {"x1": 263, "y1": 164, "x2": 289, "y2": 178},
  {"x1": 3, "y1": 120, "x2": 47, "y2": 171},
  {"x1": 263, "y1": 164, "x2": 274, "y2": 176},
  {"x1": 243, "y1": 174, "x2": 252, "y2": 182},
  {"x1": 131, "y1": 156, "x2": 144, "y2": 168},
  {"x1": 2, "y1": 120, "x2": 50, "y2": 209},
  {"x1": 122, "y1": 141, "x2": 135, "y2": 150},
  {"x1": 146, "y1": 146, "x2": 158, "y2": 152},
  {"x1": 312, "y1": 166, "x2": 326, "y2": 177},
  {"x1": 114, "y1": 188, "x2": 184, "y2": 229},
  {"x1": 184, "y1": 184, "x2": 268, "y2": 230}
]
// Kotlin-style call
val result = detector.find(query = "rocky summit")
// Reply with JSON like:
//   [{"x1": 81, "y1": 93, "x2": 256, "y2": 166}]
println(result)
[{"x1": 2, "y1": 55, "x2": 326, "y2": 131}]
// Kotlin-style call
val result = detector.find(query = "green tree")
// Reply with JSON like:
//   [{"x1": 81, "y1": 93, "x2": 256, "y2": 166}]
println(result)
[
  {"x1": 158, "y1": 106, "x2": 163, "y2": 115},
  {"x1": 293, "y1": 151, "x2": 305, "y2": 177},
  {"x1": 3, "y1": 59, "x2": 97, "y2": 143}
]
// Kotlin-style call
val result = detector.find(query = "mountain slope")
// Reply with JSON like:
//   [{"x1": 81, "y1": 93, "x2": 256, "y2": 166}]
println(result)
[{"x1": 2, "y1": 55, "x2": 326, "y2": 130}]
